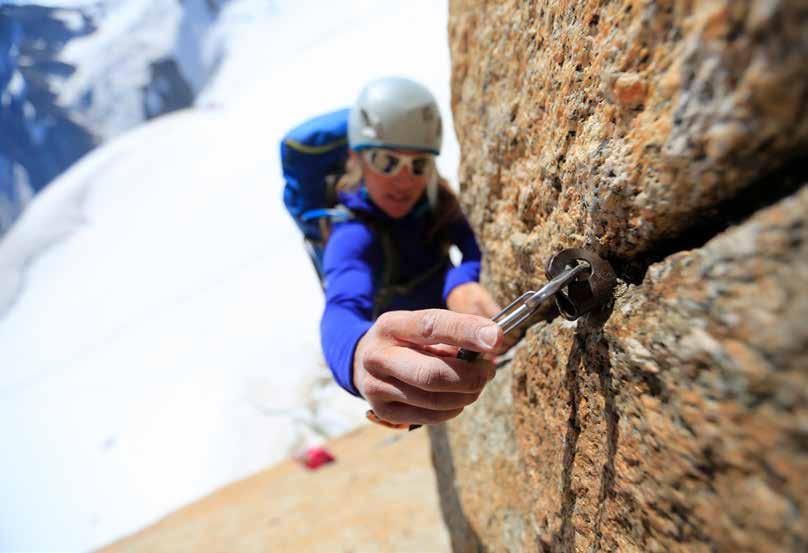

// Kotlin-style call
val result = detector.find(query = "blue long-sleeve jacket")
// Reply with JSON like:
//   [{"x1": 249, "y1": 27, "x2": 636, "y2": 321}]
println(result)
[{"x1": 320, "y1": 187, "x2": 482, "y2": 396}]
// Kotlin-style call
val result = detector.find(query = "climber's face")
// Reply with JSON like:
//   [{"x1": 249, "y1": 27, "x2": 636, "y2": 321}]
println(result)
[{"x1": 360, "y1": 148, "x2": 435, "y2": 219}]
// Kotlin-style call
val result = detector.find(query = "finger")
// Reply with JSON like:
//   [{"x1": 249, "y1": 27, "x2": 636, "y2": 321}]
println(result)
[
  {"x1": 416, "y1": 343, "x2": 459, "y2": 357},
  {"x1": 479, "y1": 297, "x2": 501, "y2": 319},
  {"x1": 375, "y1": 309, "x2": 503, "y2": 351},
  {"x1": 364, "y1": 375, "x2": 481, "y2": 411},
  {"x1": 374, "y1": 402, "x2": 465, "y2": 426},
  {"x1": 363, "y1": 344, "x2": 495, "y2": 393}
]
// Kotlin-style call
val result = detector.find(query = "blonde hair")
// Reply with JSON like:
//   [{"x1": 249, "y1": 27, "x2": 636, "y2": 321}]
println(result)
[
  {"x1": 336, "y1": 155, "x2": 462, "y2": 240},
  {"x1": 335, "y1": 155, "x2": 364, "y2": 194}
]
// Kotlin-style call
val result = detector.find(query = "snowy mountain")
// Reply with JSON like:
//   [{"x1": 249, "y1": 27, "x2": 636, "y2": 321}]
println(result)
[
  {"x1": 56, "y1": 0, "x2": 189, "y2": 136},
  {"x1": 0, "y1": 1, "x2": 458, "y2": 550},
  {"x1": 0, "y1": 5, "x2": 97, "y2": 230},
  {"x1": 0, "y1": 0, "x2": 230, "y2": 234}
]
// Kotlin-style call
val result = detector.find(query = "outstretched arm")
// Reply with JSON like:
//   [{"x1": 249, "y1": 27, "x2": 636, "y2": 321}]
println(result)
[
  {"x1": 322, "y1": 221, "x2": 505, "y2": 426},
  {"x1": 320, "y1": 222, "x2": 378, "y2": 396}
]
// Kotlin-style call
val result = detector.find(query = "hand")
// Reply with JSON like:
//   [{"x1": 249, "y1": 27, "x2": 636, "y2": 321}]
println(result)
[
  {"x1": 352, "y1": 309, "x2": 503, "y2": 426},
  {"x1": 446, "y1": 282, "x2": 500, "y2": 318},
  {"x1": 446, "y1": 282, "x2": 522, "y2": 352}
]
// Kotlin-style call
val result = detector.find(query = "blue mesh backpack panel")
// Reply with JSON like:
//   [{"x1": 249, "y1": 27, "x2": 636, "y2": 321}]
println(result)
[{"x1": 281, "y1": 107, "x2": 351, "y2": 241}]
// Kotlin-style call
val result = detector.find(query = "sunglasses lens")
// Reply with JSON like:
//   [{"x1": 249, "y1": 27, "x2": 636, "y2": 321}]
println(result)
[
  {"x1": 411, "y1": 157, "x2": 432, "y2": 176},
  {"x1": 369, "y1": 151, "x2": 401, "y2": 175},
  {"x1": 365, "y1": 150, "x2": 434, "y2": 177}
]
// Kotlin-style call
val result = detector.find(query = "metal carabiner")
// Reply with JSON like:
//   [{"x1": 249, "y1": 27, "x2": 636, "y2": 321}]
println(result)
[{"x1": 456, "y1": 263, "x2": 588, "y2": 361}]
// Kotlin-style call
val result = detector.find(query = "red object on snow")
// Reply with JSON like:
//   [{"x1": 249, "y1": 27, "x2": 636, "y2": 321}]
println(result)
[{"x1": 298, "y1": 446, "x2": 336, "y2": 470}]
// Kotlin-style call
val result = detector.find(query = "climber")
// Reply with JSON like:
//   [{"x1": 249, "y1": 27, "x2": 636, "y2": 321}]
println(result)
[
  {"x1": 280, "y1": 78, "x2": 516, "y2": 428},
  {"x1": 318, "y1": 77, "x2": 514, "y2": 427}
]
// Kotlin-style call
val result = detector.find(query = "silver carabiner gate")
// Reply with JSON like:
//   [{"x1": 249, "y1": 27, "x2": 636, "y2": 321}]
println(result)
[{"x1": 457, "y1": 263, "x2": 588, "y2": 361}]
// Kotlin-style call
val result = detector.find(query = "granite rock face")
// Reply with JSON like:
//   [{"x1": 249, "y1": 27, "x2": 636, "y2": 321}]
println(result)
[
  {"x1": 448, "y1": 0, "x2": 808, "y2": 297},
  {"x1": 437, "y1": 183, "x2": 808, "y2": 553},
  {"x1": 514, "y1": 188, "x2": 808, "y2": 552},
  {"x1": 435, "y1": 1, "x2": 808, "y2": 551},
  {"x1": 429, "y1": 364, "x2": 532, "y2": 552}
]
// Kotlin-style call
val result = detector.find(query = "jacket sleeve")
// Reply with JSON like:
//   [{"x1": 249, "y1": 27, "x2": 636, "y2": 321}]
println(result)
[
  {"x1": 320, "y1": 221, "x2": 378, "y2": 397},
  {"x1": 442, "y1": 215, "x2": 483, "y2": 302}
]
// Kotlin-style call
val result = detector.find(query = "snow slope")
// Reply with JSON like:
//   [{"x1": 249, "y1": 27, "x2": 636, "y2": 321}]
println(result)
[{"x1": 0, "y1": 1, "x2": 458, "y2": 550}]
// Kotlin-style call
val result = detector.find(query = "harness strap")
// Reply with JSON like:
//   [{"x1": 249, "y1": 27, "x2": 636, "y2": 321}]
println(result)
[
  {"x1": 371, "y1": 222, "x2": 399, "y2": 319},
  {"x1": 314, "y1": 205, "x2": 450, "y2": 319},
  {"x1": 369, "y1": 217, "x2": 451, "y2": 319},
  {"x1": 372, "y1": 256, "x2": 450, "y2": 320}
]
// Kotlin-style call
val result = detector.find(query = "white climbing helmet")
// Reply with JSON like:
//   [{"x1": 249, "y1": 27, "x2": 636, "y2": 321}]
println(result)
[{"x1": 348, "y1": 77, "x2": 442, "y2": 155}]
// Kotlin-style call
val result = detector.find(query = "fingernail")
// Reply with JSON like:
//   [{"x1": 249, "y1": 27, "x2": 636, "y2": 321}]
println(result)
[{"x1": 477, "y1": 324, "x2": 499, "y2": 349}]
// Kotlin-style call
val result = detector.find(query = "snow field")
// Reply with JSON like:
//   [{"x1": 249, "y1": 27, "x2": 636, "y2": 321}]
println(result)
[{"x1": 0, "y1": 1, "x2": 457, "y2": 550}]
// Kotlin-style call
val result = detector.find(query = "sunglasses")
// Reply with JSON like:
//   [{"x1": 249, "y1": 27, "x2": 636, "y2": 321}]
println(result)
[{"x1": 363, "y1": 149, "x2": 435, "y2": 177}]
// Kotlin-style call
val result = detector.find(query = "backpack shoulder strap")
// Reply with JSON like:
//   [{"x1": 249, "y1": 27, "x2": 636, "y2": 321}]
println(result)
[
  {"x1": 373, "y1": 256, "x2": 450, "y2": 319},
  {"x1": 304, "y1": 205, "x2": 355, "y2": 287},
  {"x1": 367, "y1": 224, "x2": 451, "y2": 320},
  {"x1": 370, "y1": 226, "x2": 400, "y2": 320}
]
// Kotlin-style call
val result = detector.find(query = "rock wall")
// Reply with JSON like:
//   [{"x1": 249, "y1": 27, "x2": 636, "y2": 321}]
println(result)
[{"x1": 434, "y1": 1, "x2": 808, "y2": 551}]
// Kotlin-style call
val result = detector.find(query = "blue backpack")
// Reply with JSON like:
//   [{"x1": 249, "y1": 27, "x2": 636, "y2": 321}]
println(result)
[{"x1": 280, "y1": 108, "x2": 352, "y2": 283}]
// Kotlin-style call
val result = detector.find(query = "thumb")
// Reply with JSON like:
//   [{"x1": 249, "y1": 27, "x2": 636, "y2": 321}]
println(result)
[{"x1": 376, "y1": 309, "x2": 503, "y2": 352}]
